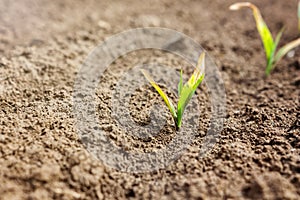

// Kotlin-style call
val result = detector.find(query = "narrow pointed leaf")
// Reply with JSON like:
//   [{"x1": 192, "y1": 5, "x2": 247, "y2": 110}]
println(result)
[
  {"x1": 192, "y1": 74, "x2": 205, "y2": 91},
  {"x1": 178, "y1": 69, "x2": 183, "y2": 96},
  {"x1": 177, "y1": 86, "x2": 194, "y2": 127},
  {"x1": 177, "y1": 52, "x2": 205, "y2": 127},
  {"x1": 141, "y1": 69, "x2": 177, "y2": 120},
  {"x1": 274, "y1": 38, "x2": 300, "y2": 65},
  {"x1": 230, "y1": 2, "x2": 274, "y2": 62},
  {"x1": 187, "y1": 52, "x2": 205, "y2": 87},
  {"x1": 266, "y1": 27, "x2": 284, "y2": 75},
  {"x1": 178, "y1": 53, "x2": 205, "y2": 114},
  {"x1": 197, "y1": 52, "x2": 206, "y2": 75}
]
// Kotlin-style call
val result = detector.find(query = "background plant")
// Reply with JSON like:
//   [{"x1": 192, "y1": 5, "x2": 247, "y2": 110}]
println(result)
[
  {"x1": 230, "y1": 2, "x2": 300, "y2": 75},
  {"x1": 141, "y1": 52, "x2": 206, "y2": 129}
]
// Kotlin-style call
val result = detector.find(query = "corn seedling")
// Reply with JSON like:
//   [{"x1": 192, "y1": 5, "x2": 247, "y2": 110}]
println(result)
[
  {"x1": 230, "y1": 2, "x2": 300, "y2": 75},
  {"x1": 141, "y1": 52, "x2": 205, "y2": 129}
]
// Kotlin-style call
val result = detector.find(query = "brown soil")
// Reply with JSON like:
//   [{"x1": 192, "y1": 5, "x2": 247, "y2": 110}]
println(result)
[{"x1": 0, "y1": 0, "x2": 299, "y2": 199}]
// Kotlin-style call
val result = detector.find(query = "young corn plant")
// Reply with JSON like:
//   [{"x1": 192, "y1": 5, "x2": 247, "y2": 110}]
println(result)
[
  {"x1": 230, "y1": 2, "x2": 300, "y2": 75},
  {"x1": 141, "y1": 52, "x2": 205, "y2": 129}
]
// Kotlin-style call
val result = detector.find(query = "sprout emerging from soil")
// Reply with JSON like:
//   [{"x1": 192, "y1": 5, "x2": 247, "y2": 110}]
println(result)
[
  {"x1": 141, "y1": 52, "x2": 205, "y2": 129},
  {"x1": 230, "y1": 2, "x2": 300, "y2": 75}
]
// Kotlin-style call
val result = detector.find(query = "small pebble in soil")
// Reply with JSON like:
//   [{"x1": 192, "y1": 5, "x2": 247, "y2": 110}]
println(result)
[{"x1": 287, "y1": 50, "x2": 295, "y2": 58}]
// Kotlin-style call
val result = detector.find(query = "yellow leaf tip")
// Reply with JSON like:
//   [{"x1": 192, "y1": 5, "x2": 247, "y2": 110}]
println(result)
[
  {"x1": 197, "y1": 52, "x2": 206, "y2": 75},
  {"x1": 229, "y1": 4, "x2": 239, "y2": 10},
  {"x1": 229, "y1": 2, "x2": 253, "y2": 10},
  {"x1": 141, "y1": 69, "x2": 155, "y2": 83}
]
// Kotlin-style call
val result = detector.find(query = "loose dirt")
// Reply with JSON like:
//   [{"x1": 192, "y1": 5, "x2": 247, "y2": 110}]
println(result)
[{"x1": 0, "y1": 0, "x2": 299, "y2": 199}]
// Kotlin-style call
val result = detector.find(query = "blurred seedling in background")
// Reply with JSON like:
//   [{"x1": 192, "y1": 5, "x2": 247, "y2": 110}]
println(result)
[
  {"x1": 141, "y1": 52, "x2": 205, "y2": 129},
  {"x1": 230, "y1": 2, "x2": 300, "y2": 75}
]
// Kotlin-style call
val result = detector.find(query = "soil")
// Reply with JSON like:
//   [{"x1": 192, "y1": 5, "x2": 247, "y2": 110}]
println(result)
[{"x1": 0, "y1": 0, "x2": 299, "y2": 199}]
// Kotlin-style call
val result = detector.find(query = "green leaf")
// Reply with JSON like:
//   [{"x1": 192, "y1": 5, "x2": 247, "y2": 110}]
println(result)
[
  {"x1": 192, "y1": 74, "x2": 205, "y2": 91},
  {"x1": 177, "y1": 85, "x2": 195, "y2": 128},
  {"x1": 178, "y1": 69, "x2": 183, "y2": 96},
  {"x1": 187, "y1": 52, "x2": 205, "y2": 87},
  {"x1": 177, "y1": 52, "x2": 205, "y2": 128},
  {"x1": 274, "y1": 38, "x2": 300, "y2": 65},
  {"x1": 259, "y1": 21, "x2": 274, "y2": 63},
  {"x1": 230, "y1": 2, "x2": 274, "y2": 62},
  {"x1": 266, "y1": 27, "x2": 284, "y2": 75},
  {"x1": 141, "y1": 69, "x2": 177, "y2": 121}
]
